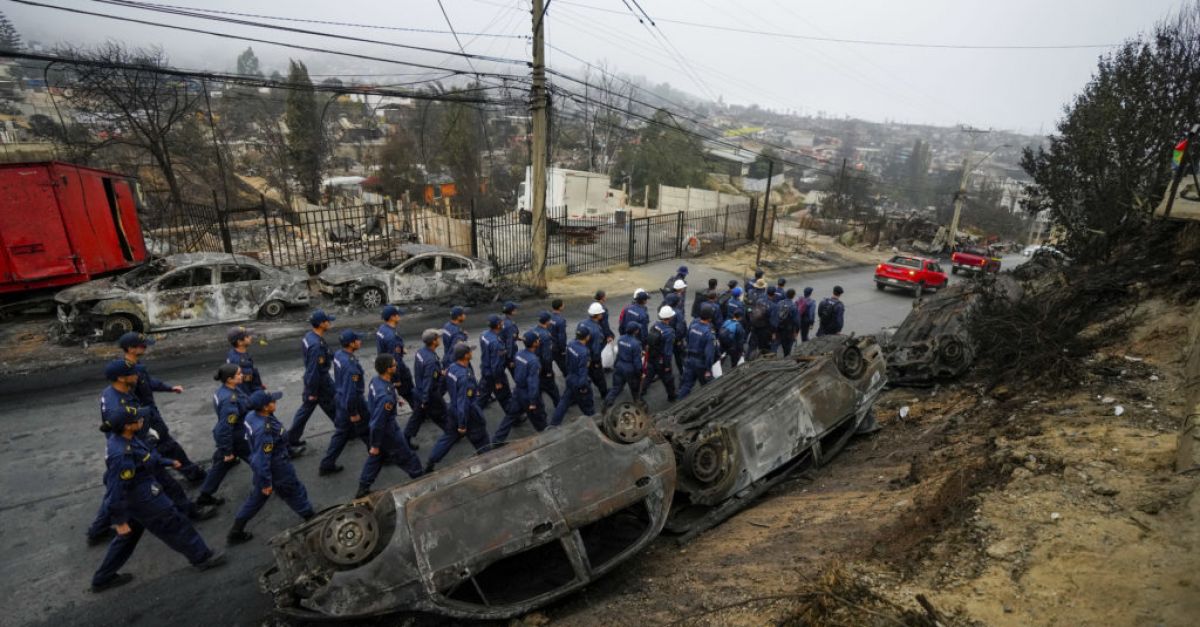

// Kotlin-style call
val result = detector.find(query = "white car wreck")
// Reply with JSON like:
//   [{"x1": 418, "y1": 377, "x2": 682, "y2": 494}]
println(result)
[
  {"x1": 316, "y1": 244, "x2": 493, "y2": 308},
  {"x1": 55, "y1": 253, "x2": 310, "y2": 338}
]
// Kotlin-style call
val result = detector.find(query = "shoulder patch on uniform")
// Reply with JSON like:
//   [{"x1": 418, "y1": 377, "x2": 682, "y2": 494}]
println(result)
[
  {"x1": 384, "y1": 402, "x2": 395, "y2": 411},
  {"x1": 318, "y1": 356, "x2": 325, "y2": 364},
  {"x1": 119, "y1": 468, "x2": 134, "y2": 480},
  {"x1": 230, "y1": 393, "x2": 238, "y2": 401},
  {"x1": 263, "y1": 442, "x2": 274, "y2": 453},
  {"x1": 142, "y1": 453, "x2": 151, "y2": 462},
  {"x1": 227, "y1": 414, "x2": 238, "y2": 424},
  {"x1": 351, "y1": 374, "x2": 360, "y2": 382}
]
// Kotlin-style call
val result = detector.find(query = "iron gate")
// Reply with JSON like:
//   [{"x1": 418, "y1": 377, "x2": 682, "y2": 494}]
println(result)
[{"x1": 628, "y1": 212, "x2": 683, "y2": 266}]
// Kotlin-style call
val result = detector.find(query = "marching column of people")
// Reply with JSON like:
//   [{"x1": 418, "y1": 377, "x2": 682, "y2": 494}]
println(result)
[{"x1": 84, "y1": 268, "x2": 846, "y2": 591}]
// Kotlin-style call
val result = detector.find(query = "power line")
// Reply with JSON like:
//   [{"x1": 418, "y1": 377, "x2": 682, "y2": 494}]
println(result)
[{"x1": 552, "y1": 0, "x2": 1119, "y2": 50}]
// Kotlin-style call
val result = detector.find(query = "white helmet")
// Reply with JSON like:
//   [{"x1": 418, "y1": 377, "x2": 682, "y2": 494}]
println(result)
[
  {"x1": 587, "y1": 302, "x2": 605, "y2": 316},
  {"x1": 634, "y1": 288, "x2": 648, "y2": 299},
  {"x1": 673, "y1": 279, "x2": 687, "y2": 290},
  {"x1": 658, "y1": 306, "x2": 676, "y2": 320}
]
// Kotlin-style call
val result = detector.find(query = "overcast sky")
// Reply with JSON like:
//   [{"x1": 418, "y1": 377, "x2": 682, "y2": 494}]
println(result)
[{"x1": 5, "y1": 0, "x2": 1188, "y2": 133}]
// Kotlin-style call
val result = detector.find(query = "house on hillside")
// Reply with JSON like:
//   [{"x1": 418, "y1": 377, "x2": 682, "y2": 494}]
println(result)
[{"x1": 705, "y1": 144, "x2": 757, "y2": 181}]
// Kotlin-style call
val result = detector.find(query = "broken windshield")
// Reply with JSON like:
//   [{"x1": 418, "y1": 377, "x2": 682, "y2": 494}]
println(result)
[{"x1": 119, "y1": 259, "x2": 172, "y2": 288}]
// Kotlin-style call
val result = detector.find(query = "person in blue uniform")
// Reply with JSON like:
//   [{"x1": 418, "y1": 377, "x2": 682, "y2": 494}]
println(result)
[
  {"x1": 405, "y1": 329, "x2": 446, "y2": 446},
  {"x1": 642, "y1": 306, "x2": 678, "y2": 401},
  {"x1": 500, "y1": 301, "x2": 520, "y2": 372},
  {"x1": 119, "y1": 332, "x2": 205, "y2": 483},
  {"x1": 798, "y1": 286, "x2": 817, "y2": 342},
  {"x1": 679, "y1": 305, "x2": 717, "y2": 399},
  {"x1": 287, "y1": 310, "x2": 337, "y2": 449},
  {"x1": 603, "y1": 322, "x2": 644, "y2": 410},
  {"x1": 549, "y1": 299, "x2": 569, "y2": 377},
  {"x1": 773, "y1": 288, "x2": 801, "y2": 356},
  {"x1": 592, "y1": 291, "x2": 614, "y2": 343},
  {"x1": 665, "y1": 293, "x2": 688, "y2": 371},
  {"x1": 746, "y1": 275, "x2": 767, "y2": 305},
  {"x1": 225, "y1": 327, "x2": 264, "y2": 396},
  {"x1": 441, "y1": 306, "x2": 468, "y2": 368},
  {"x1": 534, "y1": 312, "x2": 560, "y2": 405},
  {"x1": 477, "y1": 314, "x2": 512, "y2": 410},
  {"x1": 90, "y1": 398, "x2": 226, "y2": 592},
  {"x1": 318, "y1": 330, "x2": 369, "y2": 476},
  {"x1": 376, "y1": 304, "x2": 416, "y2": 412},
  {"x1": 816, "y1": 286, "x2": 846, "y2": 336},
  {"x1": 493, "y1": 331, "x2": 548, "y2": 445},
  {"x1": 692, "y1": 278, "x2": 718, "y2": 320},
  {"x1": 87, "y1": 359, "x2": 215, "y2": 547},
  {"x1": 703, "y1": 289, "x2": 724, "y2": 329},
  {"x1": 424, "y1": 343, "x2": 491, "y2": 473},
  {"x1": 550, "y1": 327, "x2": 596, "y2": 426},
  {"x1": 719, "y1": 307, "x2": 748, "y2": 369},
  {"x1": 581, "y1": 303, "x2": 609, "y2": 396},
  {"x1": 356, "y1": 355, "x2": 424, "y2": 498},
  {"x1": 227, "y1": 391, "x2": 315, "y2": 545},
  {"x1": 725, "y1": 286, "x2": 746, "y2": 322},
  {"x1": 195, "y1": 364, "x2": 251, "y2": 507},
  {"x1": 618, "y1": 289, "x2": 651, "y2": 340},
  {"x1": 663, "y1": 265, "x2": 688, "y2": 301}
]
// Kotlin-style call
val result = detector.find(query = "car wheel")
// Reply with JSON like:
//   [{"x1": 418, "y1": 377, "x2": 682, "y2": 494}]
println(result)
[
  {"x1": 875, "y1": 282, "x2": 885, "y2": 291},
  {"x1": 914, "y1": 282, "x2": 925, "y2": 299},
  {"x1": 103, "y1": 314, "x2": 139, "y2": 339},
  {"x1": 602, "y1": 402, "x2": 651, "y2": 444},
  {"x1": 950, "y1": 266, "x2": 958, "y2": 275},
  {"x1": 259, "y1": 299, "x2": 286, "y2": 319},
  {"x1": 359, "y1": 287, "x2": 385, "y2": 309}
]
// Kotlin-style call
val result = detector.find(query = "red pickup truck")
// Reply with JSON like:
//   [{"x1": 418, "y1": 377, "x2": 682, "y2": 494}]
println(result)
[
  {"x1": 951, "y1": 246, "x2": 1001, "y2": 274},
  {"x1": 874, "y1": 255, "x2": 947, "y2": 297}
]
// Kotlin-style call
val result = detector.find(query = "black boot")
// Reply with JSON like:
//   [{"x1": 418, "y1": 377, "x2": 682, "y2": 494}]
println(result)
[
  {"x1": 355, "y1": 485, "x2": 371, "y2": 499},
  {"x1": 195, "y1": 493, "x2": 225, "y2": 507},
  {"x1": 318, "y1": 464, "x2": 344, "y2": 476},
  {"x1": 91, "y1": 573, "x2": 134, "y2": 593},
  {"x1": 190, "y1": 504, "x2": 219, "y2": 521},
  {"x1": 227, "y1": 520, "x2": 253, "y2": 545}
]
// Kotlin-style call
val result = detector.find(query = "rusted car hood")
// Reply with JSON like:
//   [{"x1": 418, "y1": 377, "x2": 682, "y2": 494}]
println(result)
[
  {"x1": 318, "y1": 261, "x2": 382, "y2": 285},
  {"x1": 261, "y1": 418, "x2": 674, "y2": 620},
  {"x1": 53, "y1": 277, "x2": 130, "y2": 304}
]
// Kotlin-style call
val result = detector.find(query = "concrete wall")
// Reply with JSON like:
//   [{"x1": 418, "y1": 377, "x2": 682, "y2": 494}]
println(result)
[
  {"x1": 657, "y1": 184, "x2": 747, "y2": 214},
  {"x1": 1177, "y1": 299, "x2": 1200, "y2": 472}
]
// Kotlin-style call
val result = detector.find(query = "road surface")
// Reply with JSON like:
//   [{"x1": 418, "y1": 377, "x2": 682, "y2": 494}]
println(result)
[{"x1": 0, "y1": 255, "x2": 1021, "y2": 627}]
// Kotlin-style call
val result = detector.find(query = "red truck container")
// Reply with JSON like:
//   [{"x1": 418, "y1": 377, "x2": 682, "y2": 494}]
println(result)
[{"x1": 0, "y1": 162, "x2": 147, "y2": 298}]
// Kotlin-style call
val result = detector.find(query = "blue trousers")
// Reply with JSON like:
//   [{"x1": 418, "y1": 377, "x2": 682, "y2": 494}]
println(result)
[
  {"x1": 477, "y1": 372, "x2": 511, "y2": 409},
  {"x1": 288, "y1": 381, "x2": 335, "y2": 445},
  {"x1": 540, "y1": 367, "x2": 561, "y2": 405},
  {"x1": 426, "y1": 409, "x2": 490, "y2": 466},
  {"x1": 404, "y1": 395, "x2": 445, "y2": 442},
  {"x1": 92, "y1": 495, "x2": 212, "y2": 586},
  {"x1": 775, "y1": 333, "x2": 796, "y2": 356},
  {"x1": 588, "y1": 360, "x2": 609, "y2": 397},
  {"x1": 553, "y1": 350, "x2": 568, "y2": 378},
  {"x1": 395, "y1": 361, "x2": 416, "y2": 407},
  {"x1": 604, "y1": 368, "x2": 643, "y2": 406},
  {"x1": 643, "y1": 357, "x2": 677, "y2": 401},
  {"x1": 551, "y1": 383, "x2": 595, "y2": 426},
  {"x1": 320, "y1": 405, "x2": 368, "y2": 471},
  {"x1": 493, "y1": 397, "x2": 547, "y2": 444},
  {"x1": 198, "y1": 439, "x2": 251, "y2": 497},
  {"x1": 723, "y1": 345, "x2": 744, "y2": 369},
  {"x1": 87, "y1": 465, "x2": 195, "y2": 540},
  {"x1": 359, "y1": 433, "x2": 423, "y2": 489},
  {"x1": 234, "y1": 461, "x2": 313, "y2": 523},
  {"x1": 678, "y1": 359, "x2": 712, "y2": 399},
  {"x1": 146, "y1": 407, "x2": 205, "y2": 482}
]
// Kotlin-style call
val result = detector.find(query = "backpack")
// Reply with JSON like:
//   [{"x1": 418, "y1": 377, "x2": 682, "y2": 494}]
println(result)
[
  {"x1": 776, "y1": 299, "x2": 797, "y2": 330},
  {"x1": 817, "y1": 298, "x2": 835, "y2": 323},
  {"x1": 718, "y1": 320, "x2": 738, "y2": 349},
  {"x1": 647, "y1": 324, "x2": 664, "y2": 352},
  {"x1": 797, "y1": 297, "x2": 809, "y2": 319},
  {"x1": 717, "y1": 292, "x2": 732, "y2": 317},
  {"x1": 749, "y1": 298, "x2": 771, "y2": 328}
]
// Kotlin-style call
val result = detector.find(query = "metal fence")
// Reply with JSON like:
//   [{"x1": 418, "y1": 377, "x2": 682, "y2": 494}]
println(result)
[{"x1": 139, "y1": 194, "x2": 225, "y2": 256}]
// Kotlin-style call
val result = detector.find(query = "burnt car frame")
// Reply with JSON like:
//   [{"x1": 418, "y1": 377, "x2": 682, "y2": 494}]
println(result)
[
  {"x1": 316, "y1": 244, "x2": 493, "y2": 308},
  {"x1": 55, "y1": 253, "x2": 310, "y2": 338},
  {"x1": 260, "y1": 417, "x2": 674, "y2": 621}
]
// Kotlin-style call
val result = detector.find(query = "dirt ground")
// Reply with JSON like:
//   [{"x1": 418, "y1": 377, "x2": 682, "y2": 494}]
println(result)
[{"x1": 528, "y1": 298, "x2": 1198, "y2": 626}]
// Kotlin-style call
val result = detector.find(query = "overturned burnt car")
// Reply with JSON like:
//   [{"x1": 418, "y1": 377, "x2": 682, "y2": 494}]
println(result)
[
  {"x1": 654, "y1": 335, "x2": 887, "y2": 538},
  {"x1": 259, "y1": 417, "x2": 674, "y2": 621},
  {"x1": 54, "y1": 253, "x2": 310, "y2": 338}
]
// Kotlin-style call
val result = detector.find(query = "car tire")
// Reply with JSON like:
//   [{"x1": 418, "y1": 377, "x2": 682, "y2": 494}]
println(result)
[
  {"x1": 359, "y1": 287, "x2": 385, "y2": 309},
  {"x1": 914, "y1": 282, "x2": 925, "y2": 299},
  {"x1": 951, "y1": 266, "x2": 958, "y2": 275},
  {"x1": 103, "y1": 314, "x2": 139, "y2": 339},
  {"x1": 259, "y1": 300, "x2": 286, "y2": 319},
  {"x1": 875, "y1": 282, "x2": 885, "y2": 291}
]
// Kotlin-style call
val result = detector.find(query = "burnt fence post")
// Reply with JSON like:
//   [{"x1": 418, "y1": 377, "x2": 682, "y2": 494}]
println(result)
[
  {"x1": 470, "y1": 198, "x2": 479, "y2": 258},
  {"x1": 675, "y1": 211, "x2": 685, "y2": 258},
  {"x1": 214, "y1": 189, "x2": 234, "y2": 254},
  {"x1": 259, "y1": 194, "x2": 277, "y2": 266}
]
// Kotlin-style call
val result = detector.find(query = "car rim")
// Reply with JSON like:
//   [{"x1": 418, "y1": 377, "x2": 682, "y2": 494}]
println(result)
[
  {"x1": 319, "y1": 505, "x2": 379, "y2": 567},
  {"x1": 362, "y1": 290, "x2": 383, "y2": 308}
]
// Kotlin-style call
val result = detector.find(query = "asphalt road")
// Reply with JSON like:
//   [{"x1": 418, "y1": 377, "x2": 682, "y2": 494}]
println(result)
[{"x1": 0, "y1": 255, "x2": 1022, "y2": 627}]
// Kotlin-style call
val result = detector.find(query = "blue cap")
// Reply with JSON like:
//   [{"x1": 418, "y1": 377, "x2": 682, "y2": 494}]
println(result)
[
  {"x1": 339, "y1": 329, "x2": 361, "y2": 345},
  {"x1": 732, "y1": 287, "x2": 743, "y2": 297},
  {"x1": 677, "y1": 265, "x2": 688, "y2": 275},
  {"x1": 487, "y1": 313, "x2": 502, "y2": 328},
  {"x1": 767, "y1": 286, "x2": 777, "y2": 296},
  {"x1": 310, "y1": 310, "x2": 336, "y2": 326},
  {"x1": 381, "y1": 304, "x2": 403, "y2": 320},
  {"x1": 247, "y1": 390, "x2": 283, "y2": 410},
  {"x1": 777, "y1": 277, "x2": 787, "y2": 286},
  {"x1": 104, "y1": 358, "x2": 138, "y2": 381},
  {"x1": 117, "y1": 332, "x2": 154, "y2": 349},
  {"x1": 452, "y1": 342, "x2": 473, "y2": 360},
  {"x1": 226, "y1": 326, "x2": 253, "y2": 346},
  {"x1": 502, "y1": 301, "x2": 517, "y2": 314},
  {"x1": 804, "y1": 286, "x2": 813, "y2": 296},
  {"x1": 575, "y1": 322, "x2": 591, "y2": 338},
  {"x1": 538, "y1": 311, "x2": 552, "y2": 323},
  {"x1": 624, "y1": 321, "x2": 640, "y2": 335},
  {"x1": 523, "y1": 330, "x2": 540, "y2": 345},
  {"x1": 450, "y1": 305, "x2": 465, "y2": 318}
]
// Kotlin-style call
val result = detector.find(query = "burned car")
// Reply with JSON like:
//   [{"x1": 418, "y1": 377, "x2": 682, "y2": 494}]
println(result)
[
  {"x1": 649, "y1": 335, "x2": 887, "y2": 539},
  {"x1": 259, "y1": 417, "x2": 674, "y2": 620},
  {"x1": 317, "y1": 244, "x2": 493, "y2": 308},
  {"x1": 55, "y1": 253, "x2": 310, "y2": 338}
]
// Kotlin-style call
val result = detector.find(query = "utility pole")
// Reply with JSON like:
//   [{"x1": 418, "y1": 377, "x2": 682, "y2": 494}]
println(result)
[
  {"x1": 837, "y1": 158, "x2": 847, "y2": 218},
  {"x1": 947, "y1": 155, "x2": 970, "y2": 251},
  {"x1": 755, "y1": 160, "x2": 774, "y2": 269},
  {"x1": 529, "y1": 0, "x2": 549, "y2": 289}
]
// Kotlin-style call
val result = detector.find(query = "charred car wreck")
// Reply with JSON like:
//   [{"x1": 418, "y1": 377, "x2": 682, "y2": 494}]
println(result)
[
  {"x1": 55, "y1": 253, "x2": 310, "y2": 338},
  {"x1": 260, "y1": 338, "x2": 887, "y2": 620},
  {"x1": 260, "y1": 418, "x2": 674, "y2": 621},
  {"x1": 317, "y1": 244, "x2": 493, "y2": 309}
]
